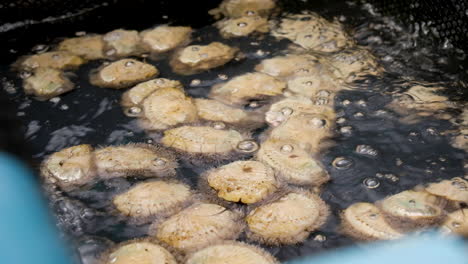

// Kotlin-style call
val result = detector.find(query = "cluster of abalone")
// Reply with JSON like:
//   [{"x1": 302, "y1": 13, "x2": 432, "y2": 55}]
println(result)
[{"x1": 341, "y1": 177, "x2": 468, "y2": 241}]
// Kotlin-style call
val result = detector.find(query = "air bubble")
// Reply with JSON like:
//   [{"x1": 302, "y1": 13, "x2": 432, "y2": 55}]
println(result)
[
  {"x1": 363, "y1": 178, "x2": 380, "y2": 189},
  {"x1": 342, "y1": 100, "x2": 351, "y2": 106},
  {"x1": 340, "y1": 126, "x2": 353, "y2": 135},
  {"x1": 105, "y1": 49, "x2": 116, "y2": 56},
  {"x1": 213, "y1": 122, "x2": 226, "y2": 130},
  {"x1": 255, "y1": 49, "x2": 266, "y2": 56},
  {"x1": 153, "y1": 158, "x2": 167, "y2": 166},
  {"x1": 355, "y1": 145, "x2": 378, "y2": 156},
  {"x1": 354, "y1": 112, "x2": 364, "y2": 118},
  {"x1": 126, "y1": 106, "x2": 142, "y2": 117},
  {"x1": 356, "y1": 100, "x2": 367, "y2": 107},
  {"x1": 237, "y1": 22, "x2": 248, "y2": 27},
  {"x1": 314, "y1": 234, "x2": 327, "y2": 242},
  {"x1": 32, "y1": 44, "x2": 49, "y2": 54},
  {"x1": 20, "y1": 71, "x2": 32, "y2": 79},
  {"x1": 280, "y1": 144, "x2": 294, "y2": 153},
  {"x1": 332, "y1": 157, "x2": 353, "y2": 170},
  {"x1": 309, "y1": 118, "x2": 326, "y2": 128},
  {"x1": 337, "y1": 117, "x2": 346, "y2": 124},
  {"x1": 75, "y1": 31, "x2": 87, "y2": 36},
  {"x1": 281, "y1": 107, "x2": 293, "y2": 116},
  {"x1": 190, "y1": 79, "x2": 201, "y2": 86},
  {"x1": 125, "y1": 61, "x2": 135, "y2": 67},
  {"x1": 237, "y1": 140, "x2": 258, "y2": 153},
  {"x1": 246, "y1": 10, "x2": 256, "y2": 16},
  {"x1": 218, "y1": 74, "x2": 228, "y2": 80}
]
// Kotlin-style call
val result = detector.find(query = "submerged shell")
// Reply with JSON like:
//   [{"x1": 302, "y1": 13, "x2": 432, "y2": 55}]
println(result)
[
  {"x1": 40, "y1": 144, "x2": 96, "y2": 191},
  {"x1": 440, "y1": 209, "x2": 468, "y2": 237},
  {"x1": 103, "y1": 29, "x2": 143, "y2": 57},
  {"x1": 326, "y1": 47, "x2": 382, "y2": 82},
  {"x1": 113, "y1": 180, "x2": 192, "y2": 223},
  {"x1": 216, "y1": 16, "x2": 270, "y2": 38},
  {"x1": 17, "y1": 51, "x2": 85, "y2": 71},
  {"x1": 102, "y1": 239, "x2": 177, "y2": 264},
  {"x1": 57, "y1": 35, "x2": 105, "y2": 60},
  {"x1": 90, "y1": 59, "x2": 158, "y2": 89},
  {"x1": 210, "y1": 0, "x2": 277, "y2": 18},
  {"x1": 255, "y1": 54, "x2": 321, "y2": 79},
  {"x1": 341, "y1": 202, "x2": 404, "y2": 241},
  {"x1": 23, "y1": 67, "x2": 74, "y2": 100},
  {"x1": 139, "y1": 87, "x2": 198, "y2": 130},
  {"x1": 121, "y1": 78, "x2": 183, "y2": 110},
  {"x1": 265, "y1": 96, "x2": 336, "y2": 126},
  {"x1": 246, "y1": 190, "x2": 329, "y2": 245},
  {"x1": 209, "y1": 72, "x2": 286, "y2": 106},
  {"x1": 161, "y1": 126, "x2": 253, "y2": 155},
  {"x1": 140, "y1": 25, "x2": 192, "y2": 54},
  {"x1": 185, "y1": 241, "x2": 279, "y2": 264},
  {"x1": 94, "y1": 144, "x2": 177, "y2": 179},
  {"x1": 425, "y1": 177, "x2": 468, "y2": 207},
  {"x1": 205, "y1": 160, "x2": 278, "y2": 204},
  {"x1": 378, "y1": 190, "x2": 446, "y2": 231},
  {"x1": 256, "y1": 138, "x2": 329, "y2": 186},
  {"x1": 170, "y1": 42, "x2": 238, "y2": 75},
  {"x1": 153, "y1": 203, "x2": 243, "y2": 252},
  {"x1": 194, "y1": 98, "x2": 263, "y2": 126}
]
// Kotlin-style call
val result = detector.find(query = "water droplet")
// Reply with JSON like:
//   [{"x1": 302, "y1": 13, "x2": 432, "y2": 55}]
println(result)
[
  {"x1": 237, "y1": 22, "x2": 248, "y2": 27},
  {"x1": 354, "y1": 112, "x2": 364, "y2": 118},
  {"x1": 340, "y1": 126, "x2": 353, "y2": 135},
  {"x1": 125, "y1": 106, "x2": 142, "y2": 116},
  {"x1": 237, "y1": 140, "x2": 258, "y2": 153},
  {"x1": 190, "y1": 79, "x2": 201, "y2": 86},
  {"x1": 309, "y1": 118, "x2": 326, "y2": 128},
  {"x1": 332, "y1": 157, "x2": 353, "y2": 170},
  {"x1": 281, "y1": 107, "x2": 293, "y2": 116},
  {"x1": 355, "y1": 144, "x2": 378, "y2": 156},
  {"x1": 248, "y1": 101, "x2": 260, "y2": 108},
  {"x1": 218, "y1": 74, "x2": 228, "y2": 80},
  {"x1": 337, "y1": 117, "x2": 346, "y2": 124},
  {"x1": 356, "y1": 100, "x2": 367, "y2": 107},
  {"x1": 314, "y1": 234, "x2": 326, "y2": 242},
  {"x1": 213, "y1": 122, "x2": 226, "y2": 130},
  {"x1": 49, "y1": 97, "x2": 61, "y2": 104},
  {"x1": 363, "y1": 178, "x2": 380, "y2": 189},
  {"x1": 342, "y1": 99, "x2": 351, "y2": 106},
  {"x1": 280, "y1": 144, "x2": 294, "y2": 153},
  {"x1": 105, "y1": 49, "x2": 116, "y2": 56},
  {"x1": 125, "y1": 61, "x2": 135, "y2": 67},
  {"x1": 32, "y1": 44, "x2": 49, "y2": 54},
  {"x1": 246, "y1": 10, "x2": 256, "y2": 16},
  {"x1": 153, "y1": 158, "x2": 167, "y2": 166},
  {"x1": 255, "y1": 49, "x2": 266, "y2": 56}
]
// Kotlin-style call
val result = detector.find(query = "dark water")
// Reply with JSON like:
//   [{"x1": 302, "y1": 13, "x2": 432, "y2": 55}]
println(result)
[{"x1": 0, "y1": 1, "x2": 467, "y2": 263}]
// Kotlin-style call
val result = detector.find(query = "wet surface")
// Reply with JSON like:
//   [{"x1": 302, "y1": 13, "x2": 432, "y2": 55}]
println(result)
[{"x1": 1, "y1": 0, "x2": 467, "y2": 263}]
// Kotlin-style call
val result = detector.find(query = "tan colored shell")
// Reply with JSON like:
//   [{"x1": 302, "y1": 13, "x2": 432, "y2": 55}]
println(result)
[
  {"x1": 121, "y1": 78, "x2": 183, "y2": 110},
  {"x1": 268, "y1": 113, "x2": 333, "y2": 153},
  {"x1": 254, "y1": 54, "x2": 321, "y2": 79},
  {"x1": 326, "y1": 47, "x2": 382, "y2": 82},
  {"x1": 161, "y1": 126, "x2": 248, "y2": 155},
  {"x1": 256, "y1": 138, "x2": 329, "y2": 186},
  {"x1": 94, "y1": 144, "x2": 177, "y2": 179},
  {"x1": 209, "y1": 72, "x2": 286, "y2": 105},
  {"x1": 153, "y1": 203, "x2": 243, "y2": 252},
  {"x1": 185, "y1": 241, "x2": 279, "y2": 264},
  {"x1": 209, "y1": 0, "x2": 277, "y2": 18},
  {"x1": 265, "y1": 96, "x2": 335, "y2": 127},
  {"x1": 246, "y1": 190, "x2": 329, "y2": 245},
  {"x1": 90, "y1": 59, "x2": 158, "y2": 89},
  {"x1": 216, "y1": 16, "x2": 270, "y2": 38},
  {"x1": 440, "y1": 209, "x2": 468, "y2": 237},
  {"x1": 23, "y1": 67, "x2": 74, "y2": 100},
  {"x1": 286, "y1": 75, "x2": 340, "y2": 99},
  {"x1": 140, "y1": 25, "x2": 192, "y2": 54},
  {"x1": 40, "y1": 144, "x2": 96, "y2": 191},
  {"x1": 170, "y1": 42, "x2": 238, "y2": 75},
  {"x1": 378, "y1": 190, "x2": 446, "y2": 231},
  {"x1": 425, "y1": 177, "x2": 468, "y2": 206},
  {"x1": 103, "y1": 239, "x2": 177, "y2": 264},
  {"x1": 205, "y1": 160, "x2": 278, "y2": 204},
  {"x1": 194, "y1": 98, "x2": 263, "y2": 126},
  {"x1": 139, "y1": 87, "x2": 198, "y2": 130},
  {"x1": 341, "y1": 202, "x2": 404, "y2": 241},
  {"x1": 57, "y1": 35, "x2": 105, "y2": 60},
  {"x1": 103, "y1": 29, "x2": 143, "y2": 57},
  {"x1": 17, "y1": 51, "x2": 85, "y2": 71},
  {"x1": 451, "y1": 128, "x2": 468, "y2": 151},
  {"x1": 113, "y1": 180, "x2": 192, "y2": 222}
]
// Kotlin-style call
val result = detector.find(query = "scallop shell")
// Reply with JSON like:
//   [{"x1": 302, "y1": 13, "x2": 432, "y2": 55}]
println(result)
[
  {"x1": 102, "y1": 239, "x2": 177, "y2": 264},
  {"x1": 139, "y1": 87, "x2": 198, "y2": 130},
  {"x1": 204, "y1": 160, "x2": 278, "y2": 204},
  {"x1": 170, "y1": 42, "x2": 238, "y2": 75},
  {"x1": 103, "y1": 29, "x2": 143, "y2": 58},
  {"x1": 210, "y1": 0, "x2": 277, "y2": 18},
  {"x1": 378, "y1": 190, "x2": 446, "y2": 231},
  {"x1": 256, "y1": 138, "x2": 329, "y2": 186},
  {"x1": 271, "y1": 13, "x2": 327, "y2": 40},
  {"x1": 40, "y1": 144, "x2": 96, "y2": 191},
  {"x1": 17, "y1": 51, "x2": 85, "y2": 71},
  {"x1": 161, "y1": 126, "x2": 255, "y2": 155},
  {"x1": 341, "y1": 202, "x2": 404, "y2": 241},
  {"x1": 140, "y1": 25, "x2": 192, "y2": 54},
  {"x1": 57, "y1": 35, "x2": 105, "y2": 60},
  {"x1": 185, "y1": 241, "x2": 279, "y2": 264},
  {"x1": 326, "y1": 47, "x2": 382, "y2": 82},
  {"x1": 246, "y1": 190, "x2": 329, "y2": 245},
  {"x1": 286, "y1": 75, "x2": 340, "y2": 99},
  {"x1": 254, "y1": 54, "x2": 321, "y2": 79},
  {"x1": 152, "y1": 203, "x2": 243, "y2": 252},
  {"x1": 113, "y1": 180, "x2": 193, "y2": 223},
  {"x1": 194, "y1": 98, "x2": 263, "y2": 127},
  {"x1": 23, "y1": 67, "x2": 74, "y2": 100},
  {"x1": 90, "y1": 59, "x2": 158, "y2": 89},
  {"x1": 216, "y1": 16, "x2": 270, "y2": 38},
  {"x1": 425, "y1": 177, "x2": 468, "y2": 208},
  {"x1": 94, "y1": 144, "x2": 177, "y2": 179},
  {"x1": 121, "y1": 78, "x2": 183, "y2": 110},
  {"x1": 209, "y1": 72, "x2": 286, "y2": 106},
  {"x1": 440, "y1": 209, "x2": 468, "y2": 237}
]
